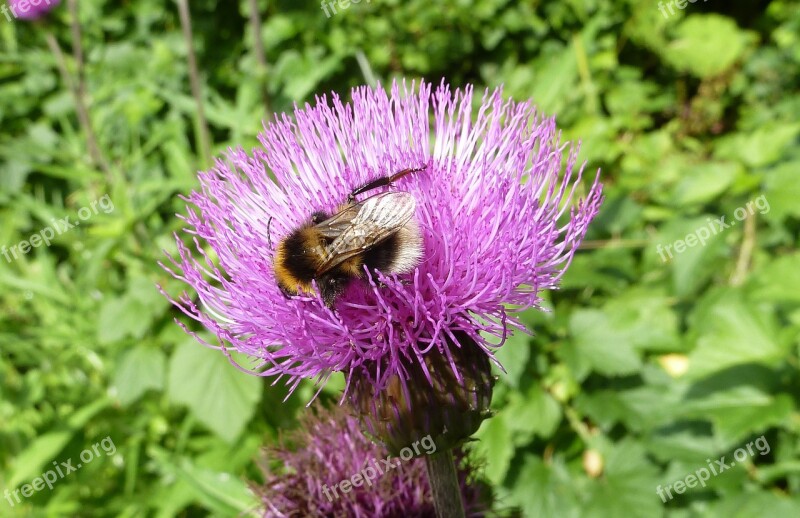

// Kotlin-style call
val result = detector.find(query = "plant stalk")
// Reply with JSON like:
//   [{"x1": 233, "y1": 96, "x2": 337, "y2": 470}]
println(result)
[
  {"x1": 425, "y1": 449, "x2": 466, "y2": 518},
  {"x1": 176, "y1": 0, "x2": 213, "y2": 168},
  {"x1": 45, "y1": 23, "x2": 110, "y2": 177},
  {"x1": 246, "y1": 0, "x2": 271, "y2": 116}
]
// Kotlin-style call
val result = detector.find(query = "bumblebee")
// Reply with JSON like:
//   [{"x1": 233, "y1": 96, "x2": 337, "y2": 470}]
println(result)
[{"x1": 273, "y1": 166, "x2": 425, "y2": 308}]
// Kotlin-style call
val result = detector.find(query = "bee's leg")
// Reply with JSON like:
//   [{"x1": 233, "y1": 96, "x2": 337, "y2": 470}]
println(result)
[
  {"x1": 348, "y1": 165, "x2": 427, "y2": 202},
  {"x1": 370, "y1": 269, "x2": 412, "y2": 289},
  {"x1": 278, "y1": 283, "x2": 295, "y2": 300},
  {"x1": 310, "y1": 211, "x2": 328, "y2": 224},
  {"x1": 320, "y1": 275, "x2": 347, "y2": 310},
  {"x1": 380, "y1": 278, "x2": 413, "y2": 289}
]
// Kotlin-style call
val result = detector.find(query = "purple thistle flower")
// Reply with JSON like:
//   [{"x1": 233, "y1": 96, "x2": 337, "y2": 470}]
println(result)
[
  {"x1": 256, "y1": 404, "x2": 490, "y2": 517},
  {"x1": 8, "y1": 0, "x2": 60, "y2": 20},
  {"x1": 162, "y1": 80, "x2": 603, "y2": 399}
]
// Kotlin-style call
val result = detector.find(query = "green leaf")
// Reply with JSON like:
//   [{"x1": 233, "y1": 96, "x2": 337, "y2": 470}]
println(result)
[
  {"x1": 493, "y1": 329, "x2": 531, "y2": 388},
  {"x1": 715, "y1": 125, "x2": 800, "y2": 169},
  {"x1": 664, "y1": 14, "x2": 749, "y2": 78},
  {"x1": 506, "y1": 454, "x2": 582, "y2": 518},
  {"x1": 646, "y1": 427, "x2": 724, "y2": 465},
  {"x1": 7, "y1": 398, "x2": 110, "y2": 488},
  {"x1": 583, "y1": 440, "x2": 662, "y2": 518},
  {"x1": 0, "y1": 158, "x2": 31, "y2": 194},
  {"x1": 167, "y1": 340, "x2": 262, "y2": 443},
  {"x1": 529, "y1": 44, "x2": 579, "y2": 114},
  {"x1": 176, "y1": 461, "x2": 258, "y2": 514},
  {"x1": 687, "y1": 289, "x2": 787, "y2": 379},
  {"x1": 669, "y1": 161, "x2": 741, "y2": 206},
  {"x1": 749, "y1": 252, "x2": 800, "y2": 305},
  {"x1": 681, "y1": 386, "x2": 794, "y2": 444},
  {"x1": 568, "y1": 309, "x2": 640, "y2": 376},
  {"x1": 567, "y1": 291, "x2": 679, "y2": 376},
  {"x1": 649, "y1": 216, "x2": 728, "y2": 297},
  {"x1": 127, "y1": 276, "x2": 170, "y2": 316},
  {"x1": 149, "y1": 446, "x2": 259, "y2": 516},
  {"x1": 561, "y1": 246, "x2": 637, "y2": 293},
  {"x1": 97, "y1": 296, "x2": 152, "y2": 344},
  {"x1": 505, "y1": 383, "x2": 562, "y2": 442},
  {"x1": 473, "y1": 412, "x2": 514, "y2": 485},
  {"x1": 113, "y1": 345, "x2": 166, "y2": 406},
  {"x1": 576, "y1": 381, "x2": 687, "y2": 434},
  {"x1": 764, "y1": 161, "x2": 800, "y2": 222},
  {"x1": 703, "y1": 490, "x2": 800, "y2": 515},
  {"x1": 7, "y1": 430, "x2": 74, "y2": 489}
]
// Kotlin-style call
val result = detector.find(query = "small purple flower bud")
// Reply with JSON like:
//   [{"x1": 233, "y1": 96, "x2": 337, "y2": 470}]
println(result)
[
  {"x1": 8, "y1": 0, "x2": 60, "y2": 21},
  {"x1": 256, "y1": 404, "x2": 490, "y2": 517}
]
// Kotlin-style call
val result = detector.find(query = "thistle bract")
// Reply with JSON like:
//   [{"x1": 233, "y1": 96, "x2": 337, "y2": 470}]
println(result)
[{"x1": 350, "y1": 331, "x2": 495, "y2": 455}]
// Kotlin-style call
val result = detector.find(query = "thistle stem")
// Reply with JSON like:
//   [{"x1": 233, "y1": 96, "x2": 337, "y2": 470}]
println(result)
[
  {"x1": 730, "y1": 212, "x2": 756, "y2": 286},
  {"x1": 67, "y1": 0, "x2": 111, "y2": 177},
  {"x1": 67, "y1": 0, "x2": 86, "y2": 103},
  {"x1": 246, "y1": 0, "x2": 271, "y2": 116},
  {"x1": 176, "y1": 0, "x2": 213, "y2": 168},
  {"x1": 425, "y1": 449, "x2": 465, "y2": 518},
  {"x1": 44, "y1": 28, "x2": 110, "y2": 179}
]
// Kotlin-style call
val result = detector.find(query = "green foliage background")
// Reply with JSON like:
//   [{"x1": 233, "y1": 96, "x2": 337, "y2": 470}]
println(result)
[{"x1": 1, "y1": 0, "x2": 798, "y2": 516}]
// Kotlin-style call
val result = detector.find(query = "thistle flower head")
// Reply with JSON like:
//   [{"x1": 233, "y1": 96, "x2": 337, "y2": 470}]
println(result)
[
  {"x1": 9, "y1": 0, "x2": 61, "y2": 20},
  {"x1": 163, "y1": 80, "x2": 603, "y2": 399},
  {"x1": 256, "y1": 404, "x2": 489, "y2": 517}
]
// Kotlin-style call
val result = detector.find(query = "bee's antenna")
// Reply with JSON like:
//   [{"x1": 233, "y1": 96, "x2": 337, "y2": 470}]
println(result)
[{"x1": 267, "y1": 216, "x2": 274, "y2": 250}]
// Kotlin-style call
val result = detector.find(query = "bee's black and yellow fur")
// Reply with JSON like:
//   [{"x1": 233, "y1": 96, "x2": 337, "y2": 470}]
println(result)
[{"x1": 273, "y1": 167, "x2": 425, "y2": 308}]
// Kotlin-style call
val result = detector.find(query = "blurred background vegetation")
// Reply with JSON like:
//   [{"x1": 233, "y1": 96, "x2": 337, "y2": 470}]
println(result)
[{"x1": 1, "y1": 0, "x2": 799, "y2": 516}]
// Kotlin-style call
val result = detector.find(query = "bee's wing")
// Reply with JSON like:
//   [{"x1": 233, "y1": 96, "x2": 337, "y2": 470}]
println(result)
[
  {"x1": 314, "y1": 192, "x2": 417, "y2": 275},
  {"x1": 314, "y1": 204, "x2": 361, "y2": 239}
]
